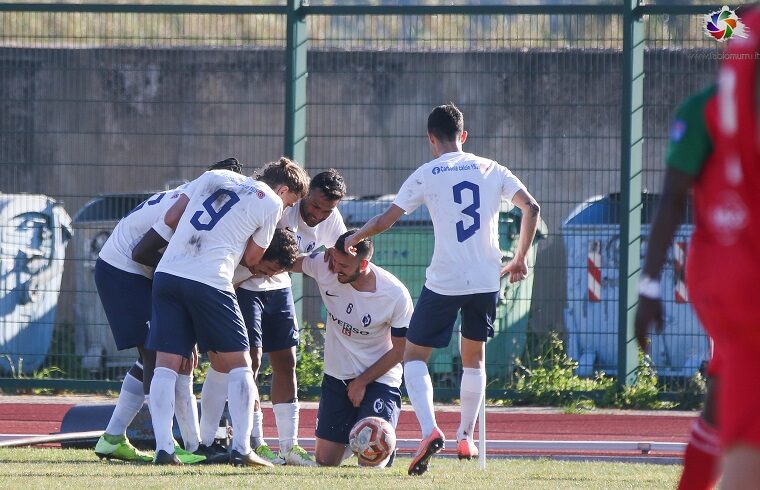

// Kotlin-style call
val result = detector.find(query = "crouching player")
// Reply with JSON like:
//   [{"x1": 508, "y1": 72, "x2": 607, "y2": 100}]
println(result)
[{"x1": 291, "y1": 230, "x2": 413, "y2": 467}]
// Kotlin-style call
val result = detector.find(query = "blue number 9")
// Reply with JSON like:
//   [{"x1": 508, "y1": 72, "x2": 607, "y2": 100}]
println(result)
[{"x1": 190, "y1": 189, "x2": 240, "y2": 231}]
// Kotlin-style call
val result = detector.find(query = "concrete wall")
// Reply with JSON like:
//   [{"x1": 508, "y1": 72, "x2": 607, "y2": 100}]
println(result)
[{"x1": 0, "y1": 46, "x2": 717, "y2": 335}]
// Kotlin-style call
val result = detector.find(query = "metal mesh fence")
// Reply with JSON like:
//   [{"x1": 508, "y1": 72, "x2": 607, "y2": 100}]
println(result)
[
  {"x1": 0, "y1": 8, "x2": 287, "y2": 381},
  {"x1": 0, "y1": 3, "x2": 723, "y2": 395},
  {"x1": 305, "y1": 13, "x2": 624, "y2": 388},
  {"x1": 642, "y1": 13, "x2": 716, "y2": 389}
]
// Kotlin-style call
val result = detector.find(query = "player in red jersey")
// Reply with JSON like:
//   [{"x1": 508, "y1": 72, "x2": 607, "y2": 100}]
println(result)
[{"x1": 636, "y1": 7, "x2": 760, "y2": 488}]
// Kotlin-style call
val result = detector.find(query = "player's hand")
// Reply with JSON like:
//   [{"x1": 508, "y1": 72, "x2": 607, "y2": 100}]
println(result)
[
  {"x1": 324, "y1": 247, "x2": 336, "y2": 272},
  {"x1": 500, "y1": 256, "x2": 528, "y2": 283},
  {"x1": 343, "y1": 235, "x2": 359, "y2": 256},
  {"x1": 178, "y1": 345, "x2": 198, "y2": 374},
  {"x1": 634, "y1": 296, "x2": 664, "y2": 353},
  {"x1": 346, "y1": 378, "x2": 367, "y2": 408}
]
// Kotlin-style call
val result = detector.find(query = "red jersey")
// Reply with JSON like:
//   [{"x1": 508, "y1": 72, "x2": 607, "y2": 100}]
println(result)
[{"x1": 687, "y1": 10, "x2": 760, "y2": 325}]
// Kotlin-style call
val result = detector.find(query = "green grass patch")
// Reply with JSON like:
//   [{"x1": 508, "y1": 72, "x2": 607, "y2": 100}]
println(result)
[{"x1": 0, "y1": 448, "x2": 679, "y2": 489}]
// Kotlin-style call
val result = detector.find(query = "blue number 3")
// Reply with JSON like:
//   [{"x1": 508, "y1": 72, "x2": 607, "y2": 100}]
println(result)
[
  {"x1": 190, "y1": 189, "x2": 240, "y2": 231},
  {"x1": 453, "y1": 181, "x2": 480, "y2": 242}
]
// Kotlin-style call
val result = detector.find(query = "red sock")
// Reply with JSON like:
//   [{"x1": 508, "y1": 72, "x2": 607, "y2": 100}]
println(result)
[{"x1": 677, "y1": 418, "x2": 720, "y2": 490}]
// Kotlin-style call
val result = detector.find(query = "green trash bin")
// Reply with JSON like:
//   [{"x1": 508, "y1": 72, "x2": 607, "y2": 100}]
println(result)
[{"x1": 338, "y1": 197, "x2": 546, "y2": 382}]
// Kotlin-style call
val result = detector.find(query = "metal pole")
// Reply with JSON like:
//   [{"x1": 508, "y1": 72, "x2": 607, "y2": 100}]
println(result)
[
  {"x1": 617, "y1": 0, "x2": 644, "y2": 388},
  {"x1": 478, "y1": 395, "x2": 486, "y2": 469}
]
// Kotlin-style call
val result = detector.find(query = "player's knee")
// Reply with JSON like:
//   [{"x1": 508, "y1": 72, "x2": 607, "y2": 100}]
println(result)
[
  {"x1": 315, "y1": 453, "x2": 340, "y2": 467},
  {"x1": 270, "y1": 348, "x2": 296, "y2": 373}
]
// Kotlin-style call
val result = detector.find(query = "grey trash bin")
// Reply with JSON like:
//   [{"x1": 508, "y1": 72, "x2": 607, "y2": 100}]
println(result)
[{"x1": 562, "y1": 192, "x2": 708, "y2": 378}]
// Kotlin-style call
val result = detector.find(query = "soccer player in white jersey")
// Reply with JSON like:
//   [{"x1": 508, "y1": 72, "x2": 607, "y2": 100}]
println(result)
[
  {"x1": 142, "y1": 158, "x2": 310, "y2": 466},
  {"x1": 344, "y1": 104, "x2": 541, "y2": 476},
  {"x1": 291, "y1": 230, "x2": 413, "y2": 467},
  {"x1": 199, "y1": 170, "x2": 347, "y2": 466},
  {"x1": 93, "y1": 158, "x2": 242, "y2": 464}
]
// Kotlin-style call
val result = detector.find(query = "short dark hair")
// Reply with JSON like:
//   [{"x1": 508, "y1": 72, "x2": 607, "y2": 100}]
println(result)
[
  {"x1": 208, "y1": 157, "x2": 243, "y2": 174},
  {"x1": 334, "y1": 229, "x2": 373, "y2": 261},
  {"x1": 262, "y1": 228, "x2": 299, "y2": 269},
  {"x1": 309, "y1": 169, "x2": 346, "y2": 201},
  {"x1": 427, "y1": 103, "x2": 464, "y2": 142},
  {"x1": 255, "y1": 157, "x2": 310, "y2": 199}
]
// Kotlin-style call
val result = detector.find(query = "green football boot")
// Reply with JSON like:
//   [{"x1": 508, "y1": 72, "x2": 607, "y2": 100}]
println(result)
[
  {"x1": 173, "y1": 441, "x2": 207, "y2": 465},
  {"x1": 95, "y1": 434, "x2": 153, "y2": 463}
]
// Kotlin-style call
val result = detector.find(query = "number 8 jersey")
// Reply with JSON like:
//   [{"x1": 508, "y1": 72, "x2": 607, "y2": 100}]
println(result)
[
  {"x1": 156, "y1": 169, "x2": 282, "y2": 291},
  {"x1": 98, "y1": 184, "x2": 188, "y2": 279},
  {"x1": 392, "y1": 151, "x2": 525, "y2": 295}
]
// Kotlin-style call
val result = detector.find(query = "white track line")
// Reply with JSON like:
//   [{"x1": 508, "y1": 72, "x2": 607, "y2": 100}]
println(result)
[
  {"x1": 0, "y1": 434, "x2": 685, "y2": 457},
  {"x1": 279, "y1": 438, "x2": 686, "y2": 455}
]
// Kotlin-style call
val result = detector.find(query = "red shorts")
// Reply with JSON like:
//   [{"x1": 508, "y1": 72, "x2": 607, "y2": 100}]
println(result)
[{"x1": 691, "y1": 291, "x2": 760, "y2": 450}]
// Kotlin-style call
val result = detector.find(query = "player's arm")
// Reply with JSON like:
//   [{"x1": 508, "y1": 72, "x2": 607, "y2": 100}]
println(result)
[
  {"x1": 290, "y1": 255, "x2": 305, "y2": 274},
  {"x1": 634, "y1": 167, "x2": 694, "y2": 351},
  {"x1": 346, "y1": 334, "x2": 406, "y2": 408},
  {"x1": 242, "y1": 199, "x2": 283, "y2": 272},
  {"x1": 501, "y1": 188, "x2": 541, "y2": 283},
  {"x1": 343, "y1": 205, "x2": 405, "y2": 255},
  {"x1": 240, "y1": 237, "x2": 267, "y2": 271},
  {"x1": 132, "y1": 194, "x2": 190, "y2": 267},
  {"x1": 131, "y1": 229, "x2": 168, "y2": 268},
  {"x1": 635, "y1": 86, "x2": 711, "y2": 351}
]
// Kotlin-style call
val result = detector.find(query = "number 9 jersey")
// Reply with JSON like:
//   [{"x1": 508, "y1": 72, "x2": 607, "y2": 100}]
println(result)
[
  {"x1": 392, "y1": 151, "x2": 525, "y2": 295},
  {"x1": 156, "y1": 169, "x2": 283, "y2": 291}
]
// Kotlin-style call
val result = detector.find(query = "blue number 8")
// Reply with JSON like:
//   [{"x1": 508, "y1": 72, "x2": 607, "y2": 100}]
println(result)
[
  {"x1": 453, "y1": 181, "x2": 480, "y2": 242},
  {"x1": 190, "y1": 189, "x2": 240, "y2": 231}
]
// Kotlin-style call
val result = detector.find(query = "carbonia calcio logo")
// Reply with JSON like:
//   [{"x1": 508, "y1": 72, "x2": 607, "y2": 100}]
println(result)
[{"x1": 705, "y1": 6, "x2": 749, "y2": 42}]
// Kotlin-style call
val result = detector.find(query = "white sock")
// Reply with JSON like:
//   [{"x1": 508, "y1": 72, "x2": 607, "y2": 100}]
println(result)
[
  {"x1": 252, "y1": 409, "x2": 265, "y2": 446},
  {"x1": 404, "y1": 361, "x2": 437, "y2": 438},
  {"x1": 174, "y1": 374, "x2": 200, "y2": 453},
  {"x1": 200, "y1": 367, "x2": 229, "y2": 446},
  {"x1": 273, "y1": 401, "x2": 299, "y2": 453},
  {"x1": 456, "y1": 367, "x2": 486, "y2": 441},
  {"x1": 105, "y1": 373, "x2": 144, "y2": 436},
  {"x1": 227, "y1": 367, "x2": 256, "y2": 454},
  {"x1": 149, "y1": 367, "x2": 178, "y2": 454}
]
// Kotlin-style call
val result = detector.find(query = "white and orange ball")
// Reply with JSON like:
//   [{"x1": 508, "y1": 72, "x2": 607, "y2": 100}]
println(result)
[{"x1": 348, "y1": 416, "x2": 396, "y2": 467}]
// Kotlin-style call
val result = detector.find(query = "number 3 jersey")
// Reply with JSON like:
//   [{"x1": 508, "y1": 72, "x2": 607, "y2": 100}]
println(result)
[
  {"x1": 393, "y1": 151, "x2": 526, "y2": 295},
  {"x1": 156, "y1": 169, "x2": 282, "y2": 291},
  {"x1": 301, "y1": 252, "x2": 413, "y2": 388},
  {"x1": 98, "y1": 184, "x2": 188, "y2": 279}
]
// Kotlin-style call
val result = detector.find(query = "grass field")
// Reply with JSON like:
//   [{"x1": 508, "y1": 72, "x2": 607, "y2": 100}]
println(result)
[{"x1": 0, "y1": 448, "x2": 679, "y2": 489}]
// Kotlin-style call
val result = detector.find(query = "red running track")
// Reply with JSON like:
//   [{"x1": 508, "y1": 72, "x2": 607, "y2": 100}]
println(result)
[{"x1": 0, "y1": 402, "x2": 695, "y2": 455}]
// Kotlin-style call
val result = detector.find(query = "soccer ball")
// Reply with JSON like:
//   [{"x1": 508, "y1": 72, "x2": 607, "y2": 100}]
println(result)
[{"x1": 348, "y1": 416, "x2": 396, "y2": 466}]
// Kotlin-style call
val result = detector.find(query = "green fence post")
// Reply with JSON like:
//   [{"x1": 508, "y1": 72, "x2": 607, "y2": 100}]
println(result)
[
  {"x1": 285, "y1": 0, "x2": 310, "y2": 334},
  {"x1": 618, "y1": 0, "x2": 644, "y2": 387},
  {"x1": 285, "y1": 0, "x2": 308, "y2": 164}
]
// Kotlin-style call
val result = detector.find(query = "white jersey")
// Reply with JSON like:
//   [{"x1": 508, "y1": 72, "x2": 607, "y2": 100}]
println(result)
[
  {"x1": 156, "y1": 170, "x2": 282, "y2": 291},
  {"x1": 236, "y1": 201, "x2": 347, "y2": 291},
  {"x1": 393, "y1": 151, "x2": 526, "y2": 295},
  {"x1": 301, "y1": 252, "x2": 413, "y2": 388},
  {"x1": 98, "y1": 184, "x2": 188, "y2": 278}
]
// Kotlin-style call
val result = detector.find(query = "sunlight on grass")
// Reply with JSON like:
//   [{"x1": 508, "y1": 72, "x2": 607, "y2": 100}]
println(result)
[{"x1": 0, "y1": 448, "x2": 679, "y2": 489}]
